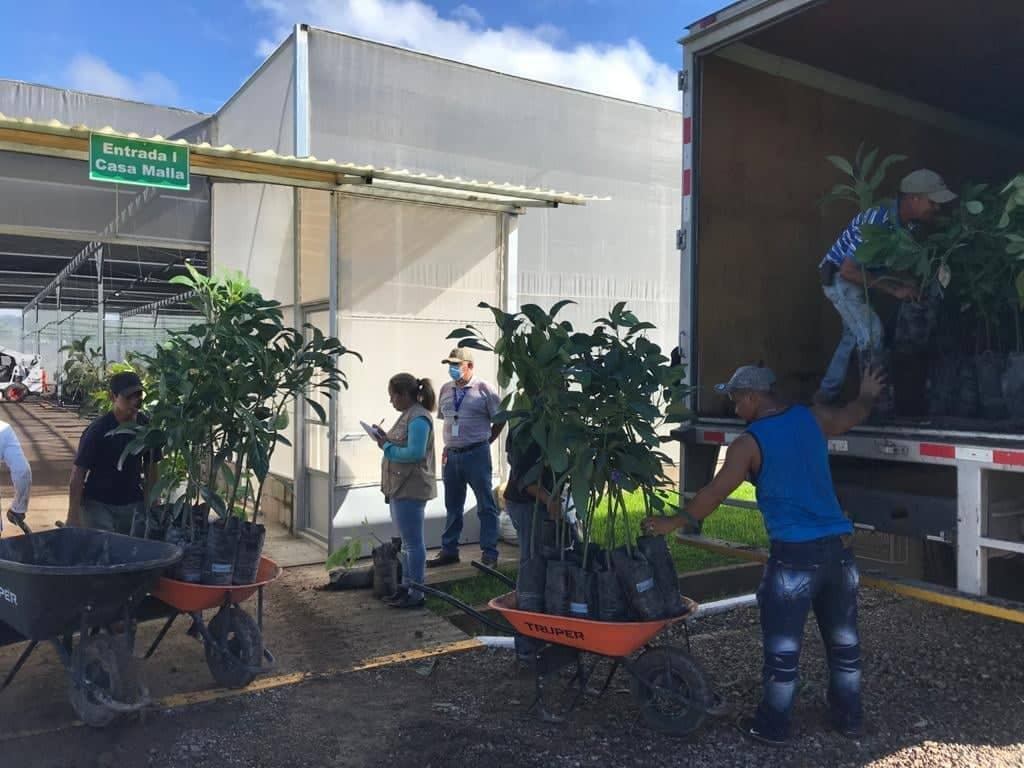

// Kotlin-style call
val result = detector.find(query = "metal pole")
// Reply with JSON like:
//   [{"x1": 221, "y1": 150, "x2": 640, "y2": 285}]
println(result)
[
  {"x1": 96, "y1": 247, "x2": 106, "y2": 372},
  {"x1": 34, "y1": 305, "x2": 40, "y2": 358},
  {"x1": 327, "y1": 191, "x2": 339, "y2": 556},
  {"x1": 19, "y1": 311, "x2": 24, "y2": 351},
  {"x1": 56, "y1": 286, "x2": 63, "y2": 402},
  {"x1": 291, "y1": 189, "x2": 304, "y2": 537},
  {"x1": 503, "y1": 213, "x2": 519, "y2": 313}
]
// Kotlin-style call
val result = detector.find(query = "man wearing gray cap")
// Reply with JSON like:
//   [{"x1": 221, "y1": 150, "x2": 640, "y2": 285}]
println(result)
[
  {"x1": 815, "y1": 169, "x2": 956, "y2": 406},
  {"x1": 645, "y1": 362, "x2": 884, "y2": 746},
  {"x1": 428, "y1": 347, "x2": 503, "y2": 568}
]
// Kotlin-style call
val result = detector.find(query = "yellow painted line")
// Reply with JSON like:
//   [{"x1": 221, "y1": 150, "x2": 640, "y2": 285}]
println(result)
[
  {"x1": 0, "y1": 723, "x2": 84, "y2": 743},
  {"x1": 863, "y1": 576, "x2": 1024, "y2": 625},
  {"x1": 679, "y1": 533, "x2": 1024, "y2": 624},
  {"x1": 0, "y1": 638, "x2": 485, "y2": 743},
  {"x1": 158, "y1": 638, "x2": 482, "y2": 709},
  {"x1": 348, "y1": 637, "x2": 483, "y2": 672},
  {"x1": 157, "y1": 671, "x2": 313, "y2": 709}
]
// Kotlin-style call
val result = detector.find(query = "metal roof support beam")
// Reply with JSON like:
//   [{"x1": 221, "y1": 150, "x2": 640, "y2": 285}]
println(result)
[
  {"x1": 0, "y1": 252, "x2": 205, "y2": 269},
  {"x1": 119, "y1": 290, "x2": 198, "y2": 319},
  {"x1": 22, "y1": 241, "x2": 100, "y2": 315},
  {"x1": 0, "y1": 270, "x2": 184, "y2": 287}
]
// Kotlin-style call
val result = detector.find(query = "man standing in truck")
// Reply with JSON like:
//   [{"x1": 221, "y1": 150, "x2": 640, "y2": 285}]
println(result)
[
  {"x1": 644, "y1": 363, "x2": 884, "y2": 745},
  {"x1": 814, "y1": 169, "x2": 956, "y2": 406}
]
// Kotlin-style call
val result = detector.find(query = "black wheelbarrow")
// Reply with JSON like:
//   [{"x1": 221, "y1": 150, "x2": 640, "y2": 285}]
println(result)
[{"x1": 0, "y1": 528, "x2": 181, "y2": 727}]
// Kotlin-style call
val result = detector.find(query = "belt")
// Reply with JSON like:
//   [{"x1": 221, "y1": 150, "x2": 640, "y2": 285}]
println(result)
[
  {"x1": 446, "y1": 441, "x2": 487, "y2": 454},
  {"x1": 819, "y1": 261, "x2": 838, "y2": 287},
  {"x1": 769, "y1": 533, "x2": 853, "y2": 557}
]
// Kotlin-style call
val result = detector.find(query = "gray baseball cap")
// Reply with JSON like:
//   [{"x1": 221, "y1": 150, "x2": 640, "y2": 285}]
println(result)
[
  {"x1": 714, "y1": 365, "x2": 776, "y2": 394},
  {"x1": 900, "y1": 169, "x2": 957, "y2": 204}
]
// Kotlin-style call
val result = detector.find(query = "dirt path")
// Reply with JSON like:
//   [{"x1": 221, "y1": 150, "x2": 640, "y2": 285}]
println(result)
[{"x1": 4, "y1": 588, "x2": 1023, "y2": 768}]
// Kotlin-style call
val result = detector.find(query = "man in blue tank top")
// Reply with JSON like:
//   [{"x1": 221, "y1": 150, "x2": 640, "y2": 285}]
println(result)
[{"x1": 645, "y1": 363, "x2": 884, "y2": 746}]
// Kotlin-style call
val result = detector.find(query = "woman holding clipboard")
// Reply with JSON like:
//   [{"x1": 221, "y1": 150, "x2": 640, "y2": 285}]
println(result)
[{"x1": 375, "y1": 373, "x2": 437, "y2": 609}]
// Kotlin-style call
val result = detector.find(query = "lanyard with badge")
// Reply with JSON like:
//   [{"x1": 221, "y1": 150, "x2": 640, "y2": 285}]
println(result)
[{"x1": 451, "y1": 385, "x2": 468, "y2": 437}]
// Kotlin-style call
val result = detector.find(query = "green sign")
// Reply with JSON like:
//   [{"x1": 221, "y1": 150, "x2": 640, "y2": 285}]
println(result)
[{"x1": 89, "y1": 133, "x2": 190, "y2": 190}]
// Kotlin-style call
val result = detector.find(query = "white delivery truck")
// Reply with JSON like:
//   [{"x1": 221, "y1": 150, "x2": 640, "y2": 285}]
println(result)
[{"x1": 674, "y1": 0, "x2": 1024, "y2": 608}]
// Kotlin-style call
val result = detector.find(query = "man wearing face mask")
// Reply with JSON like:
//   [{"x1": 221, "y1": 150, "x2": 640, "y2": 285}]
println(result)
[{"x1": 428, "y1": 348, "x2": 503, "y2": 568}]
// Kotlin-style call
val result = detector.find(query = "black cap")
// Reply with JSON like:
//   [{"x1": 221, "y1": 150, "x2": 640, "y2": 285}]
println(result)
[{"x1": 110, "y1": 371, "x2": 143, "y2": 397}]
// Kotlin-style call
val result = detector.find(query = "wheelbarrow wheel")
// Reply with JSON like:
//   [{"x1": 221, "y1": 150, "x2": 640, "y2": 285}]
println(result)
[
  {"x1": 630, "y1": 646, "x2": 711, "y2": 737},
  {"x1": 205, "y1": 605, "x2": 263, "y2": 689},
  {"x1": 68, "y1": 633, "x2": 141, "y2": 728}
]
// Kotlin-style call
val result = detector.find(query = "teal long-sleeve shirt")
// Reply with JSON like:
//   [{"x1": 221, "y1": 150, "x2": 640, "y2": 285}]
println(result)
[{"x1": 382, "y1": 416, "x2": 431, "y2": 463}]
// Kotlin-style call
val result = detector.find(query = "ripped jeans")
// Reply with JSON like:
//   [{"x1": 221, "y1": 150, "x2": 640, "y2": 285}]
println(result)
[{"x1": 754, "y1": 535, "x2": 862, "y2": 739}]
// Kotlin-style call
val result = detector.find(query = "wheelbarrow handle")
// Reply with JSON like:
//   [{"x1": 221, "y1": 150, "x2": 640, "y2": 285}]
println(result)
[
  {"x1": 470, "y1": 560, "x2": 515, "y2": 588},
  {"x1": 407, "y1": 582, "x2": 511, "y2": 634}
]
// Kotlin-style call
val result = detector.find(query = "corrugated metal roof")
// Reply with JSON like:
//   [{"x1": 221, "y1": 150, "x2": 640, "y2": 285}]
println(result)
[{"x1": 0, "y1": 113, "x2": 607, "y2": 207}]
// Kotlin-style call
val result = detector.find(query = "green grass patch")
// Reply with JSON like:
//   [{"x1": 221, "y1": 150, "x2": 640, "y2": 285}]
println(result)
[
  {"x1": 587, "y1": 484, "x2": 767, "y2": 551},
  {"x1": 425, "y1": 565, "x2": 518, "y2": 615}
]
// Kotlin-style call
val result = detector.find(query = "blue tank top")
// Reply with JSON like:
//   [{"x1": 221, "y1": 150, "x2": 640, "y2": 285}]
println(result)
[{"x1": 745, "y1": 406, "x2": 852, "y2": 543}]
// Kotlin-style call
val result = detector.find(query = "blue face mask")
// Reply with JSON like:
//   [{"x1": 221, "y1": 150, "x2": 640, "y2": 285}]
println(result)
[{"x1": 448, "y1": 364, "x2": 463, "y2": 381}]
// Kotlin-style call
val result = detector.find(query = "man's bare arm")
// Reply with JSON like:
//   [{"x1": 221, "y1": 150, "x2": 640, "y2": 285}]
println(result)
[
  {"x1": 812, "y1": 367, "x2": 884, "y2": 436},
  {"x1": 644, "y1": 435, "x2": 758, "y2": 535},
  {"x1": 67, "y1": 465, "x2": 88, "y2": 526}
]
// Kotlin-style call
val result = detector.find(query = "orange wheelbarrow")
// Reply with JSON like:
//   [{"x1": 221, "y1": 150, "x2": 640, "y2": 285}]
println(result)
[
  {"x1": 141, "y1": 556, "x2": 281, "y2": 689},
  {"x1": 412, "y1": 562, "x2": 716, "y2": 737}
]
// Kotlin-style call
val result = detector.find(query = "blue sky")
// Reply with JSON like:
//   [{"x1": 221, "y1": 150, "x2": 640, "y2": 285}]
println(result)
[{"x1": 0, "y1": 0, "x2": 724, "y2": 113}]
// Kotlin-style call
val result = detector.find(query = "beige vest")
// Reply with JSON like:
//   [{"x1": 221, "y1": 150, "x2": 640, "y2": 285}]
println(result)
[{"x1": 381, "y1": 404, "x2": 437, "y2": 501}]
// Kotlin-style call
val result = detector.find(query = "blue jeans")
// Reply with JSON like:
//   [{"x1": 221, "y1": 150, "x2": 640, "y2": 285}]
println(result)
[
  {"x1": 506, "y1": 499, "x2": 541, "y2": 660},
  {"x1": 754, "y1": 535, "x2": 862, "y2": 740},
  {"x1": 505, "y1": 500, "x2": 537, "y2": 563},
  {"x1": 83, "y1": 499, "x2": 143, "y2": 535},
  {"x1": 820, "y1": 279, "x2": 883, "y2": 399},
  {"x1": 441, "y1": 443, "x2": 499, "y2": 559},
  {"x1": 390, "y1": 498, "x2": 426, "y2": 599}
]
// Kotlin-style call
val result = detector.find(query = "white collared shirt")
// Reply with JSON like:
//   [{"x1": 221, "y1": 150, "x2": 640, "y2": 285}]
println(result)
[{"x1": 0, "y1": 419, "x2": 31, "y2": 532}]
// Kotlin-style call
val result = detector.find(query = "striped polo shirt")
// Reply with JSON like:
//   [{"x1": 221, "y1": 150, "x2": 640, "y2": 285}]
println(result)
[{"x1": 820, "y1": 202, "x2": 896, "y2": 269}]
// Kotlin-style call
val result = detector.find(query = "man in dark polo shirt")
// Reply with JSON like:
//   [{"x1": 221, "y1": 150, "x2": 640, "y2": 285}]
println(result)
[{"x1": 68, "y1": 371, "x2": 159, "y2": 534}]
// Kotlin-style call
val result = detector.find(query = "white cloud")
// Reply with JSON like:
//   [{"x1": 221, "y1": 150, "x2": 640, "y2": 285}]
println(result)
[
  {"x1": 64, "y1": 54, "x2": 181, "y2": 106},
  {"x1": 253, "y1": 0, "x2": 678, "y2": 109},
  {"x1": 451, "y1": 4, "x2": 484, "y2": 27}
]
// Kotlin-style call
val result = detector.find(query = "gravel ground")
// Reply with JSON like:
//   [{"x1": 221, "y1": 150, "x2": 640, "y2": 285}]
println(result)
[{"x1": 4, "y1": 588, "x2": 1023, "y2": 768}]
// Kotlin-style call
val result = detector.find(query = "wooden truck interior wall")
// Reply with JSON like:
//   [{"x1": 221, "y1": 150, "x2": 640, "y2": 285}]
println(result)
[{"x1": 695, "y1": 53, "x2": 1022, "y2": 417}]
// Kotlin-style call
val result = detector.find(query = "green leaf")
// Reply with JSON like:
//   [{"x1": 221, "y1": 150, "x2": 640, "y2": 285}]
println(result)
[
  {"x1": 307, "y1": 399, "x2": 327, "y2": 423},
  {"x1": 827, "y1": 155, "x2": 854, "y2": 177},
  {"x1": 860, "y1": 147, "x2": 879, "y2": 180},
  {"x1": 520, "y1": 304, "x2": 549, "y2": 327},
  {"x1": 867, "y1": 153, "x2": 908, "y2": 193},
  {"x1": 548, "y1": 299, "x2": 576, "y2": 319}
]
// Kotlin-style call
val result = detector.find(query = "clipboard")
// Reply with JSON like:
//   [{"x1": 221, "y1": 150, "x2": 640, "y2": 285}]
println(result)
[{"x1": 360, "y1": 420, "x2": 385, "y2": 441}]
